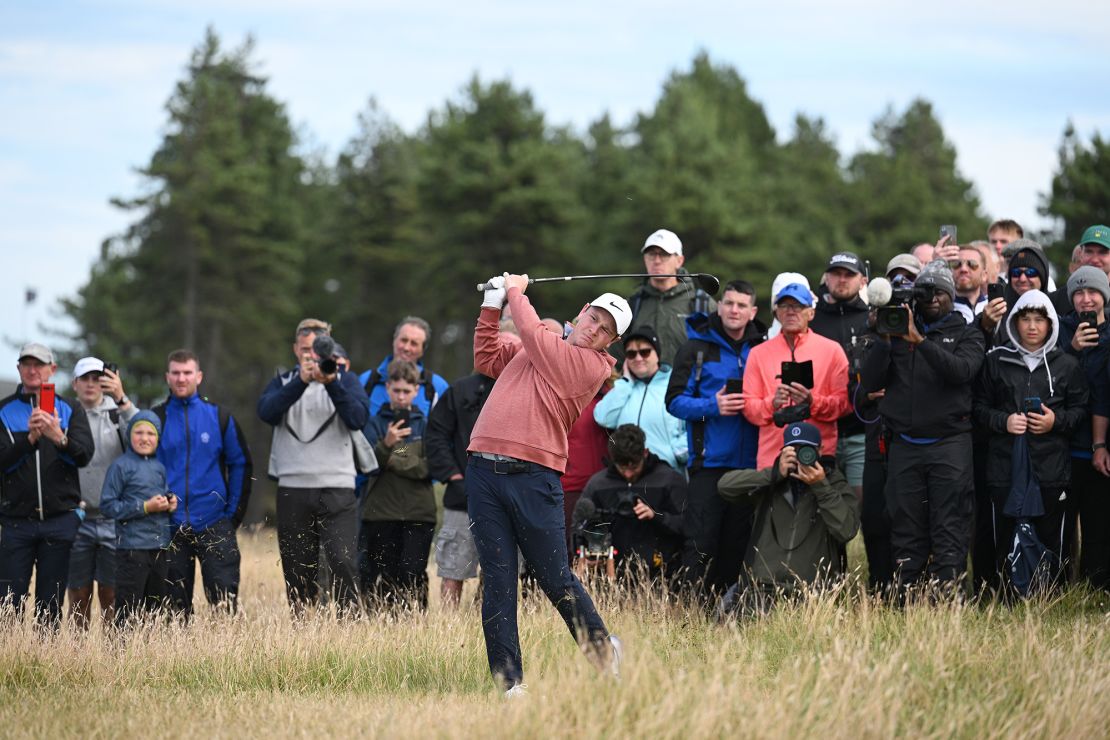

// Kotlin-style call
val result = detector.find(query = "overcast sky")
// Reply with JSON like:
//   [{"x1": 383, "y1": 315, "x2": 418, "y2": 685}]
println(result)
[{"x1": 2, "y1": 0, "x2": 1109, "y2": 381}]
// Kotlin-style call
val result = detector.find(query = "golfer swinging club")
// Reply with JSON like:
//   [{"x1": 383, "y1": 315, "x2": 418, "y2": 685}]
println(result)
[{"x1": 467, "y1": 272, "x2": 628, "y2": 696}]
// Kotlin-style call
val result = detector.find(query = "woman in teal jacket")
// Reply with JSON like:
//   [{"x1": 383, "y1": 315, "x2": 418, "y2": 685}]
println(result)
[{"x1": 594, "y1": 326, "x2": 686, "y2": 470}]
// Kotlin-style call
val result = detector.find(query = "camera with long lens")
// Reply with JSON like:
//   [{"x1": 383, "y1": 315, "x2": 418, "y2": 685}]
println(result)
[
  {"x1": 579, "y1": 519, "x2": 614, "y2": 558},
  {"x1": 311, "y1": 335, "x2": 339, "y2": 375},
  {"x1": 795, "y1": 444, "x2": 819, "y2": 467},
  {"x1": 873, "y1": 275, "x2": 915, "y2": 336}
]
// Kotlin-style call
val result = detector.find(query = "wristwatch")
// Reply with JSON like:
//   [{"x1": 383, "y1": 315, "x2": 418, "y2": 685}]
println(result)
[
  {"x1": 116, "y1": 395, "x2": 131, "y2": 407},
  {"x1": 58, "y1": 434, "x2": 69, "y2": 449},
  {"x1": 1093, "y1": 442, "x2": 1106, "y2": 452}
]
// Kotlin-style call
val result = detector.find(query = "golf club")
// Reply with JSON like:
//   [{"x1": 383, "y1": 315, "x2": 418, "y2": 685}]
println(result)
[{"x1": 476, "y1": 273, "x2": 721, "y2": 296}]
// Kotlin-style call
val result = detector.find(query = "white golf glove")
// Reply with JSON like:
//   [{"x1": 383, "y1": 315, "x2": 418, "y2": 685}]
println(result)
[{"x1": 482, "y1": 274, "x2": 507, "y2": 309}]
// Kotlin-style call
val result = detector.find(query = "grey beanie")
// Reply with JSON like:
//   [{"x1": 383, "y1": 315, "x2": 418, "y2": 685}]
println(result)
[
  {"x1": 915, "y1": 259, "x2": 956, "y2": 299},
  {"x1": 1067, "y1": 265, "x2": 1110, "y2": 303}
]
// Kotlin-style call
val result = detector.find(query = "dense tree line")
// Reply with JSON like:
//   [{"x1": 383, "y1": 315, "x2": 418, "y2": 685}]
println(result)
[{"x1": 58, "y1": 29, "x2": 1107, "y2": 522}]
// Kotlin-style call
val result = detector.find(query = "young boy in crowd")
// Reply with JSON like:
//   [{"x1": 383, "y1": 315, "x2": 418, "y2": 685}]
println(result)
[
  {"x1": 360, "y1": 359, "x2": 436, "y2": 610},
  {"x1": 973, "y1": 290, "x2": 1088, "y2": 593},
  {"x1": 100, "y1": 411, "x2": 177, "y2": 626}
]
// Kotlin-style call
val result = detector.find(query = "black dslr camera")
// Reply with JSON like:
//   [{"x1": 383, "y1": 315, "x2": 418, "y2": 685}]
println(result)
[
  {"x1": 312, "y1": 335, "x2": 340, "y2": 375},
  {"x1": 615, "y1": 490, "x2": 641, "y2": 518},
  {"x1": 876, "y1": 276, "x2": 915, "y2": 336}
]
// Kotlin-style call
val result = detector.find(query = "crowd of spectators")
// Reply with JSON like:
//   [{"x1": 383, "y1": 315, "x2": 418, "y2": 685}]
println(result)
[{"x1": 3, "y1": 220, "x2": 1110, "y2": 633}]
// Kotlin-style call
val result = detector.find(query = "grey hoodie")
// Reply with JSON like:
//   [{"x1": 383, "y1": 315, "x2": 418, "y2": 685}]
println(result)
[{"x1": 78, "y1": 395, "x2": 138, "y2": 517}]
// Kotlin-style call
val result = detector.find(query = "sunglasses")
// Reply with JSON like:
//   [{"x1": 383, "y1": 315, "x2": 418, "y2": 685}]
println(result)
[
  {"x1": 625, "y1": 348, "x2": 654, "y2": 359},
  {"x1": 1010, "y1": 267, "x2": 1039, "y2": 279},
  {"x1": 948, "y1": 259, "x2": 980, "y2": 270}
]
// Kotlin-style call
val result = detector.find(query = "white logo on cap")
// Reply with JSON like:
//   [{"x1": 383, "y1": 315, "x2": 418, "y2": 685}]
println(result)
[{"x1": 791, "y1": 427, "x2": 801, "y2": 437}]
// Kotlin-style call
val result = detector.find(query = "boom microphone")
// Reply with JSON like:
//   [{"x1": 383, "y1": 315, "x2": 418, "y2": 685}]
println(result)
[
  {"x1": 866, "y1": 277, "x2": 892, "y2": 307},
  {"x1": 573, "y1": 498, "x2": 596, "y2": 527}
]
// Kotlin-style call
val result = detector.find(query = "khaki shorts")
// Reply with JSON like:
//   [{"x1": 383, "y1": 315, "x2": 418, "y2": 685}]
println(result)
[{"x1": 434, "y1": 508, "x2": 479, "y2": 581}]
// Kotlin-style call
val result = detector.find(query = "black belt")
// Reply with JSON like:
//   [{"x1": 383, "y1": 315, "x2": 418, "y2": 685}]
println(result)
[{"x1": 468, "y1": 454, "x2": 551, "y2": 475}]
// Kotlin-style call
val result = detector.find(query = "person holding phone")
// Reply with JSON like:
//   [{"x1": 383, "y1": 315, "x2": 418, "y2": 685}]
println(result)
[
  {"x1": 742, "y1": 277, "x2": 850, "y2": 471},
  {"x1": 0, "y1": 342, "x2": 93, "y2": 629},
  {"x1": 973, "y1": 290, "x2": 1088, "y2": 592},
  {"x1": 359, "y1": 359, "x2": 435, "y2": 611},
  {"x1": 1055, "y1": 267, "x2": 1110, "y2": 588}
]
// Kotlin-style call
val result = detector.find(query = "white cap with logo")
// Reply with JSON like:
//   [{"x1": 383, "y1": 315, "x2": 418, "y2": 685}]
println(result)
[
  {"x1": 641, "y1": 229, "x2": 683, "y2": 256},
  {"x1": 589, "y1": 293, "x2": 633, "y2": 336}
]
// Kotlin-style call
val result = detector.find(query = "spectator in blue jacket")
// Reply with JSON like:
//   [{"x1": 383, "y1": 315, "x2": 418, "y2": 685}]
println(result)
[
  {"x1": 665, "y1": 280, "x2": 766, "y2": 599},
  {"x1": 153, "y1": 349, "x2": 252, "y2": 618},
  {"x1": 359, "y1": 316, "x2": 449, "y2": 416},
  {"x1": 100, "y1": 411, "x2": 176, "y2": 627},
  {"x1": 594, "y1": 325, "x2": 687, "y2": 470}
]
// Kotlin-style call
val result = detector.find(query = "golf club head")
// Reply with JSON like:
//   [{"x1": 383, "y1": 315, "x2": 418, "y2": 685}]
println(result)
[{"x1": 690, "y1": 273, "x2": 720, "y2": 296}]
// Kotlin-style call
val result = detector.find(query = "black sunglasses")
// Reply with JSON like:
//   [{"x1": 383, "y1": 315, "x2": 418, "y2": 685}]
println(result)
[{"x1": 625, "y1": 348, "x2": 654, "y2": 359}]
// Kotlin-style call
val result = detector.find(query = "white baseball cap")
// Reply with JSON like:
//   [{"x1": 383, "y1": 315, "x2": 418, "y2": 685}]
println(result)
[
  {"x1": 771, "y1": 272, "x2": 816, "y2": 307},
  {"x1": 642, "y1": 229, "x2": 683, "y2": 256},
  {"x1": 590, "y1": 293, "x2": 633, "y2": 336},
  {"x1": 73, "y1": 357, "x2": 105, "y2": 378}
]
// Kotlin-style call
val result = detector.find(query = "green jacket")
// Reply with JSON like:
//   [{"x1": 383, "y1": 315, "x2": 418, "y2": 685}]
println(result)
[
  {"x1": 717, "y1": 459, "x2": 859, "y2": 588},
  {"x1": 619, "y1": 271, "x2": 716, "y2": 366},
  {"x1": 362, "y1": 437, "x2": 435, "y2": 523}
]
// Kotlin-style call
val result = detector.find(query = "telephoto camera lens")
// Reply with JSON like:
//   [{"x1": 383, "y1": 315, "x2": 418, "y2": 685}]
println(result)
[
  {"x1": 312, "y1": 335, "x2": 338, "y2": 375},
  {"x1": 795, "y1": 445, "x2": 819, "y2": 467}
]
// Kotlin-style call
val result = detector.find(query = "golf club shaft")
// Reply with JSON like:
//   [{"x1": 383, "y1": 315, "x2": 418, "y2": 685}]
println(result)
[{"x1": 475, "y1": 273, "x2": 701, "y2": 292}]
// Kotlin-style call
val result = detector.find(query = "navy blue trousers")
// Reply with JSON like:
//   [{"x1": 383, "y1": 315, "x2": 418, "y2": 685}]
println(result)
[
  {"x1": 0, "y1": 513, "x2": 80, "y2": 628},
  {"x1": 466, "y1": 460, "x2": 608, "y2": 689}
]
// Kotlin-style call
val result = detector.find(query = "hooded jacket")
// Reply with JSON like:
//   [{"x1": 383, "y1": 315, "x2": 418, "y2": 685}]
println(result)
[
  {"x1": 0, "y1": 386, "x2": 93, "y2": 520},
  {"x1": 362, "y1": 403, "x2": 434, "y2": 523},
  {"x1": 810, "y1": 288, "x2": 871, "y2": 438},
  {"x1": 573, "y1": 452, "x2": 687, "y2": 571},
  {"x1": 155, "y1": 392, "x2": 252, "y2": 530},
  {"x1": 666, "y1": 312, "x2": 766, "y2": 471},
  {"x1": 973, "y1": 290, "x2": 1089, "y2": 488},
  {"x1": 594, "y1": 365, "x2": 687, "y2": 470},
  {"x1": 100, "y1": 411, "x2": 173, "y2": 550},
  {"x1": 621, "y1": 270, "x2": 717, "y2": 366},
  {"x1": 861, "y1": 308, "x2": 985, "y2": 438},
  {"x1": 717, "y1": 456, "x2": 859, "y2": 588}
]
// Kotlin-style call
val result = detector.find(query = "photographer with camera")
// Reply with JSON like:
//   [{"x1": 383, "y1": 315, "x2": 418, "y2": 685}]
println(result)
[
  {"x1": 716, "y1": 421, "x2": 859, "y2": 617},
  {"x1": 258, "y1": 318, "x2": 369, "y2": 616},
  {"x1": 743, "y1": 277, "x2": 850, "y2": 470},
  {"x1": 573, "y1": 424, "x2": 687, "y2": 586},
  {"x1": 860, "y1": 261, "x2": 985, "y2": 592}
]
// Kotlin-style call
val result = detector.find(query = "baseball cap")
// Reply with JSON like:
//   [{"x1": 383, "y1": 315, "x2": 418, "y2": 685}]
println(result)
[
  {"x1": 18, "y1": 342, "x2": 54, "y2": 365},
  {"x1": 1078, "y1": 225, "x2": 1110, "y2": 251},
  {"x1": 73, "y1": 357, "x2": 105, "y2": 378},
  {"x1": 590, "y1": 293, "x2": 633, "y2": 336},
  {"x1": 771, "y1": 272, "x2": 815, "y2": 307},
  {"x1": 885, "y1": 254, "x2": 922, "y2": 278},
  {"x1": 826, "y1": 251, "x2": 864, "y2": 274},
  {"x1": 774, "y1": 283, "x2": 815, "y2": 307},
  {"x1": 642, "y1": 229, "x2": 683, "y2": 256},
  {"x1": 783, "y1": 421, "x2": 821, "y2": 448}
]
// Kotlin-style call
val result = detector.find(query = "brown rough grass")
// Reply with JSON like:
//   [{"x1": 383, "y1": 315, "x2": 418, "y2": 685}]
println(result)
[{"x1": 1, "y1": 530, "x2": 1108, "y2": 739}]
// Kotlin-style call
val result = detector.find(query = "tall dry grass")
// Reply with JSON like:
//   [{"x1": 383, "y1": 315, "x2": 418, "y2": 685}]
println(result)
[{"x1": 1, "y1": 530, "x2": 1108, "y2": 739}]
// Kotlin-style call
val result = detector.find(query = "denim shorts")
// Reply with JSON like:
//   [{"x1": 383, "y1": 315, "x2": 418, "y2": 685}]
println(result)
[
  {"x1": 434, "y1": 508, "x2": 479, "y2": 581},
  {"x1": 68, "y1": 518, "x2": 117, "y2": 589}
]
